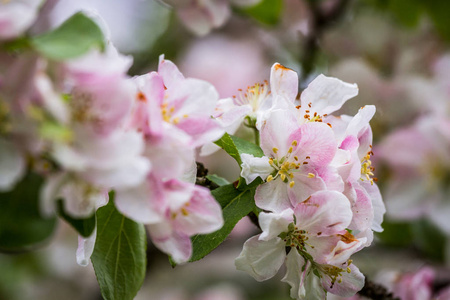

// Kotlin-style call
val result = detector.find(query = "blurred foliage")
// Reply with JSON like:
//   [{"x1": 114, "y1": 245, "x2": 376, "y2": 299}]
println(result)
[
  {"x1": 377, "y1": 218, "x2": 446, "y2": 262},
  {"x1": 365, "y1": 0, "x2": 450, "y2": 42},
  {"x1": 0, "y1": 172, "x2": 56, "y2": 252},
  {"x1": 190, "y1": 184, "x2": 258, "y2": 262},
  {"x1": 91, "y1": 195, "x2": 147, "y2": 300},
  {"x1": 57, "y1": 200, "x2": 96, "y2": 238},
  {"x1": 31, "y1": 12, "x2": 105, "y2": 60},
  {"x1": 237, "y1": 0, "x2": 284, "y2": 26}
]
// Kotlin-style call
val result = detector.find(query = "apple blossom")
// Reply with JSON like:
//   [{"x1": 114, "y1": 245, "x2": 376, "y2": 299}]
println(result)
[
  {"x1": 235, "y1": 191, "x2": 365, "y2": 299},
  {"x1": 0, "y1": 0, "x2": 43, "y2": 40},
  {"x1": 241, "y1": 109, "x2": 341, "y2": 212}
]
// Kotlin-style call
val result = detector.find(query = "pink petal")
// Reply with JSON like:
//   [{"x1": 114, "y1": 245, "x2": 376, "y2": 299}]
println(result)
[
  {"x1": 290, "y1": 122, "x2": 337, "y2": 168},
  {"x1": 172, "y1": 184, "x2": 224, "y2": 235},
  {"x1": 294, "y1": 190, "x2": 352, "y2": 236},
  {"x1": 260, "y1": 109, "x2": 299, "y2": 157},
  {"x1": 158, "y1": 55, "x2": 184, "y2": 89},
  {"x1": 148, "y1": 222, "x2": 192, "y2": 264},
  {"x1": 322, "y1": 264, "x2": 365, "y2": 297}
]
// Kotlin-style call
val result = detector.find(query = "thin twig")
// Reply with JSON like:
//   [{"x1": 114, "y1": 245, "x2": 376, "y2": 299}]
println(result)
[{"x1": 300, "y1": 0, "x2": 350, "y2": 83}]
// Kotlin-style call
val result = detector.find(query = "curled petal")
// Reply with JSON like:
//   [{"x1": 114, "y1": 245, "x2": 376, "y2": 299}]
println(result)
[
  {"x1": 76, "y1": 228, "x2": 97, "y2": 267},
  {"x1": 0, "y1": 139, "x2": 25, "y2": 191},
  {"x1": 240, "y1": 154, "x2": 273, "y2": 184},
  {"x1": 259, "y1": 209, "x2": 294, "y2": 241},
  {"x1": 235, "y1": 235, "x2": 286, "y2": 281}
]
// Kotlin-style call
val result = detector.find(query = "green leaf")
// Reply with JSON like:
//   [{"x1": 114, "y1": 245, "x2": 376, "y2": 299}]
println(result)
[
  {"x1": 0, "y1": 172, "x2": 57, "y2": 252},
  {"x1": 57, "y1": 200, "x2": 95, "y2": 238},
  {"x1": 376, "y1": 220, "x2": 413, "y2": 247},
  {"x1": 423, "y1": 0, "x2": 450, "y2": 42},
  {"x1": 214, "y1": 133, "x2": 264, "y2": 167},
  {"x1": 412, "y1": 218, "x2": 446, "y2": 262},
  {"x1": 205, "y1": 174, "x2": 230, "y2": 187},
  {"x1": 190, "y1": 184, "x2": 257, "y2": 262},
  {"x1": 31, "y1": 12, "x2": 105, "y2": 60},
  {"x1": 91, "y1": 195, "x2": 147, "y2": 300},
  {"x1": 237, "y1": 0, "x2": 284, "y2": 25}
]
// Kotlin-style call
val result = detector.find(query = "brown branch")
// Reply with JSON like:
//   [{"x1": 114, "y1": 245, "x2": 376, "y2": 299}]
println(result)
[
  {"x1": 358, "y1": 277, "x2": 400, "y2": 300},
  {"x1": 300, "y1": 0, "x2": 351, "y2": 83}
]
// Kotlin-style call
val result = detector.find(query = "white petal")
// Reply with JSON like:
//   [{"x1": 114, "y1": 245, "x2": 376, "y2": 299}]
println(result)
[
  {"x1": 0, "y1": 139, "x2": 26, "y2": 191},
  {"x1": 39, "y1": 172, "x2": 67, "y2": 217},
  {"x1": 115, "y1": 180, "x2": 164, "y2": 224},
  {"x1": 240, "y1": 154, "x2": 273, "y2": 184},
  {"x1": 270, "y1": 63, "x2": 299, "y2": 101},
  {"x1": 76, "y1": 228, "x2": 97, "y2": 267},
  {"x1": 255, "y1": 179, "x2": 292, "y2": 212},
  {"x1": 235, "y1": 235, "x2": 285, "y2": 281},
  {"x1": 259, "y1": 209, "x2": 294, "y2": 241},
  {"x1": 301, "y1": 74, "x2": 358, "y2": 115}
]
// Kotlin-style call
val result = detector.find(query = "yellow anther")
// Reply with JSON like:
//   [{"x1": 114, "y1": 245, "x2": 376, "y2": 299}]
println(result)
[
  {"x1": 294, "y1": 156, "x2": 298, "y2": 161},
  {"x1": 288, "y1": 146, "x2": 293, "y2": 153},
  {"x1": 291, "y1": 140, "x2": 298, "y2": 146},
  {"x1": 289, "y1": 173, "x2": 294, "y2": 179},
  {"x1": 181, "y1": 207, "x2": 189, "y2": 216},
  {"x1": 272, "y1": 147, "x2": 278, "y2": 154},
  {"x1": 307, "y1": 173, "x2": 315, "y2": 178},
  {"x1": 183, "y1": 114, "x2": 189, "y2": 118},
  {"x1": 269, "y1": 158, "x2": 274, "y2": 165},
  {"x1": 169, "y1": 107, "x2": 175, "y2": 113},
  {"x1": 173, "y1": 117, "x2": 180, "y2": 124},
  {"x1": 346, "y1": 267, "x2": 351, "y2": 273},
  {"x1": 289, "y1": 181, "x2": 295, "y2": 188},
  {"x1": 280, "y1": 174, "x2": 286, "y2": 181},
  {"x1": 266, "y1": 175, "x2": 274, "y2": 182}
]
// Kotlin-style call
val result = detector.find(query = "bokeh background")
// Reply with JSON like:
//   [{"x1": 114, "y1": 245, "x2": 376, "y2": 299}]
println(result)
[{"x1": 1, "y1": 0, "x2": 450, "y2": 299}]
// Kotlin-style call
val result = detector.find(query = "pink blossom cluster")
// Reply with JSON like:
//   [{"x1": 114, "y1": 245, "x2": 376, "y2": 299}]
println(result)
[
  {"x1": 231, "y1": 64, "x2": 385, "y2": 299},
  {"x1": 376, "y1": 54, "x2": 450, "y2": 235},
  {"x1": 161, "y1": 0, "x2": 261, "y2": 36},
  {"x1": 0, "y1": 13, "x2": 224, "y2": 264}
]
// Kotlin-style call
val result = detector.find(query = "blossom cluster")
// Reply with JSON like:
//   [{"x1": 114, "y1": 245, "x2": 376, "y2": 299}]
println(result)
[
  {"x1": 230, "y1": 64, "x2": 385, "y2": 299},
  {"x1": 0, "y1": 6, "x2": 224, "y2": 265}
]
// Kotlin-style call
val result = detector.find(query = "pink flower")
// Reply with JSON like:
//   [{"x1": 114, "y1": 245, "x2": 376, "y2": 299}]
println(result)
[
  {"x1": 0, "y1": 0, "x2": 42, "y2": 40},
  {"x1": 162, "y1": 0, "x2": 261, "y2": 36},
  {"x1": 240, "y1": 109, "x2": 340, "y2": 212},
  {"x1": 377, "y1": 115, "x2": 450, "y2": 234},
  {"x1": 132, "y1": 55, "x2": 223, "y2": 148},
  {"x1": 235, "y1": 191, "x2": 364, "y2": 299},
  {"x1": 117, "y1": 176, "x2": 223, "y2": 264}
]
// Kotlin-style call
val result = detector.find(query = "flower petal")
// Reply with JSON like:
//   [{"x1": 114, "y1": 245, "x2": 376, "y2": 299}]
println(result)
[
  {"x1": 270, "y1": 63, "x2": 298, "y2": 101},
  {"x1": 235, "y1": 235, "x2": 286, "y2": 281},
  {"x1": 259, "y1": 209, "x2": 294, "y2": 241},
  {"x1": 301, "y1": 74, "x2": 358, "y2": 115},
  {"x1": 0, "y1": 139, "x2": 25, "y2": 191},
  {"x1": 255, "y1": 178, "x2": 292, "y2": 212},
  {"x1": 240, "y1": 154, "x2": 273, "y2": 184}
]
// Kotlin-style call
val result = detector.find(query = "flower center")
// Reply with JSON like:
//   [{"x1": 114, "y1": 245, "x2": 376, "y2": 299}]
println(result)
[
  {"x1": 266, "y1": 140, "x2": 315, "y2": 188},
  {"x1": 233, "y1": 81, "x2": 271, "y2": 112},
  {"x1": 361, "y1": 146, "x2": 377, "y2": 185},
  {"x1": 160, "y1": 101, "x2": 188, "y2": 125},
  {"x1": 295, "y1": 102, "x2": 333, "y2": 128}
]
